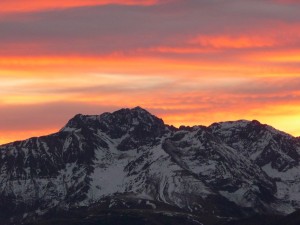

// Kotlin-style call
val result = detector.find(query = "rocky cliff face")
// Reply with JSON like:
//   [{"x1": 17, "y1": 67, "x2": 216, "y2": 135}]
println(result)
[{"x1": 0, "y1": 107, "x2": 299, "y2": 224}]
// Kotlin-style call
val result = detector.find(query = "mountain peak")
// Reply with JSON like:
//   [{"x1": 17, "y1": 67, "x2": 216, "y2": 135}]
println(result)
[
  {"x1": 1, "y1": 107, "x2": 300, "y2": 224},
  {"x1": 209, "y1": 119, "x2": 290, "y2": 136},
  {"x1": 132, "y1": 106, "x2": 147, "y2": 111},
  {"x1": 61, "y1": 107, "x2": 166, "y2": 145},
  {"x1": 112, "y1": 106, "x2": 156, "y2": 121},
  {"x1": 62, "y1": 107, "x2": 155, "y2": 130}
]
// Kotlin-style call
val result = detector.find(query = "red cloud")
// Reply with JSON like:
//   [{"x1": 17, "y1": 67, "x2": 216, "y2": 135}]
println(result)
[
  {"x1": 0, "y1": 0, "x2": 161, "y2": 13},
  {"x1": 190, "y1": 35, "x2": 276, "y2": 49}
]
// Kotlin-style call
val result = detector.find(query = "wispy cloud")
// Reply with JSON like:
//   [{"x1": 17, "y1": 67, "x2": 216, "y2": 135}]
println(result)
[
  {"x1": 1, "y1": 0, "x2": 300, "y2": 143},
  {"x1": 0, "y1": 0, "x2": 167, "y2": 13}
]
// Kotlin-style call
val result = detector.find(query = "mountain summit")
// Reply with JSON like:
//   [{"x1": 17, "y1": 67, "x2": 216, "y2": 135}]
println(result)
[{"x1": 0, "y1": 107, "x2": 299, "y2": 225}]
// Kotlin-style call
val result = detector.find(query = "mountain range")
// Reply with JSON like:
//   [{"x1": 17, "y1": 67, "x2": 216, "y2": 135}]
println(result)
[{"x1": 0, "y1": 107, "x2": 299, "y2": 225}]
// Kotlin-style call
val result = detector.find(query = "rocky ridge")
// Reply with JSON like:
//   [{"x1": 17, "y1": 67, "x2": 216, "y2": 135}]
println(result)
[{"x1": 0, "y1": 107, "x2": 299, "y2": 224}]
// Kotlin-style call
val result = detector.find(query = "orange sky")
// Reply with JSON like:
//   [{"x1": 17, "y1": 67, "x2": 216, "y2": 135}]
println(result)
[{"x1": 1, "y1": 0, "x2": 300, "y2": 144}]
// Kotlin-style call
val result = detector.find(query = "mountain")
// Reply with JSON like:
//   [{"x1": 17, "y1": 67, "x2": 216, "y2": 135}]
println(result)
[{"x1": 0, "y1": 107, "x2": 299, "y2": 225}]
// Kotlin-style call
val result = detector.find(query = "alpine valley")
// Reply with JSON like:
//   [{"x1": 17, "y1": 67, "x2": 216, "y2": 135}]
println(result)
[{"x1": 0, "y1": 107, "x2": 299, "y2": 225}]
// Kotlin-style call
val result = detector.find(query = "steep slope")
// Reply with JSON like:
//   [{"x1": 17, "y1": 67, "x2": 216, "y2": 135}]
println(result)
[
  {"x1": 0, "y1": 107, "x2": 299, "y2": 224},
  {"x1": 210, "y1": 120, "x2": 300, "y2": 211},
  {"x1": 162, "y1": 126, "x2": 276, "y2": 213}
]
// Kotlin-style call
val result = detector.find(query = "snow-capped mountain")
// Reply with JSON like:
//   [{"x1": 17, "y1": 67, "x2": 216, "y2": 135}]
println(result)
[{"x1": 0, "y1": 107, "x2": 299, "y2": 225}]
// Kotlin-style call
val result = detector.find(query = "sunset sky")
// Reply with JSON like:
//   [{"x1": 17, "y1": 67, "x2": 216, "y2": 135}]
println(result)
[{"x1": 1, "y1": 0, "x2": 300, "y2": 144}]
